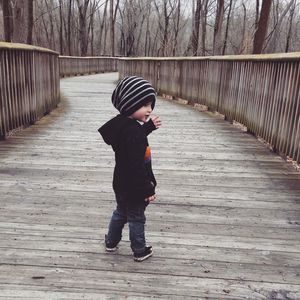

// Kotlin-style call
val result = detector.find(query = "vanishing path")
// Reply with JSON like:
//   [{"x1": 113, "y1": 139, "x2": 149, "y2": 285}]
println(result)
[{"x1": 0, "y1": 73, "x2": 299, "y2": 299}]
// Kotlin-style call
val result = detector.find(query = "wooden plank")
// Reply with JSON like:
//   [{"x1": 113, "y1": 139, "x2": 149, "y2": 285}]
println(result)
[
  {"x1": 1, "y1": 248, "x2": 300, "y2": 284},
  {"x1": 1, "y1": 233, "x2": 300, "y2": 267},
  {"x1": 1, "y1": 265, "x2": 300, "y2": 299}
]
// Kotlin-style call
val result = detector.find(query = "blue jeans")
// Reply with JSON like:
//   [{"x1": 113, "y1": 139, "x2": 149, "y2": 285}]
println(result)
[{"x1": 105, "y1": 195, "x2": 149, "y2": 254}]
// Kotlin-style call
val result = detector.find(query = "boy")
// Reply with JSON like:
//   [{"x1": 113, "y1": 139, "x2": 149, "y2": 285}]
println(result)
[{"x1": 98, "y1": 76, "x2": 161, "y2": 262}]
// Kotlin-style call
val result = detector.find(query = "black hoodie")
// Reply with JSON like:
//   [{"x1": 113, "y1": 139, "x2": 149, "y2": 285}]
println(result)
[{"x1": 98, "y1": 114, "x2": 157, "y2": 203}]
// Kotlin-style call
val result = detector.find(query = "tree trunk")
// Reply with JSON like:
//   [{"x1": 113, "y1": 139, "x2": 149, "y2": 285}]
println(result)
[
  {"x1": 285, "y1": 0, "x2": 295, "y2": 52},
  {"x1": 99, "y1": 0, "x2": 109, "y2": 55},
  {"x1": 2, "y1": 0, "x2": 13, "y2": 42},
  {"x1": 40, "y1": 7, "x2": 51, "y2": 48},
  {"x1": 110, "y1": 0, "x2": 115, "y2": 56},
  {"x1": 213, "y1": 0, "x2": 224, "y2": 55},
  {"x1": 192, "y1": 0, "x2": 201, "y2": 56},
  {"x1": 162, "y1": 0, "x2": 169, "y2": 56},
  {"x1": 13, "y1": 0, "x2": 27, "y2": 43},
  {"x1": 67, "y1": 0, "x2": 72, "y2": 55},
  {"x1": 222, "y1": 0, "x2": 233, "y2": 55},
  {"x1": 109, "y1": 0, "x2": 120, "y2": 56},
  {"x1": 59, "y1": 0, "x2": 63, "y2": 54},
  {"x1": 239, "y1": 2, "x2": 247, "y2": 54},
  {"x1": 152, "y1": 28, "x2": 159, "y2": 56},
  {"x1": 200, "y1": 0, "x2": 208, "y2": 56},
  {"x1": 255, "y1": 0, "x2": 260, "y2": 29},
  {"x1": 172, "y1": 0, "x2": 181, "y2": 56},
  {"x1": 118, "y1": 5, "x2": 125, "y2": 56},
  {"x1": 143, "y1": 1, "x2": 153, "y2": 56},
  {"x1": 90, "y1": 5, "x2": 95, "y2": 56},
  {"x1": 27, "y1": 0, "x2": 34, "y2": 44},
  {"x1": 252, "y1": 0, "x2": 272, "y2": 54},
  {"x1": 76, "y1": 0, "x2": 90, "y2": 56},
  {"x1": 44, "y1": 0, "x2": 55, "y2": 50},
  {"x1": 103, "y1": 15, "x2": 108, "y2": 55},
  {"x1": 136, "y1": 12, "x2": 146, "y2": 56}
]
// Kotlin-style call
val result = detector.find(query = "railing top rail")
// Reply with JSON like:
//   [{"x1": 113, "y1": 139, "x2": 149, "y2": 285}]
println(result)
[
  {"x1": 59, "y1": 56, "x2": 118, "y2": 59},
  {"x1": 118, "y1": 52, "x2": 300, "y2": 62},
  {"x1": 0, "y1": 41, "x2": 58, "y2": 55}
]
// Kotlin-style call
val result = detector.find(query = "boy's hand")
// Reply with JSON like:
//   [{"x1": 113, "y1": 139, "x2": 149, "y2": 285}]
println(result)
[
  {"x1": 146, "y1": 194, "x2": 156, "y2": 202},
  {"x1": 151, "y1": 116, "x2": 161, "y2": 129}
]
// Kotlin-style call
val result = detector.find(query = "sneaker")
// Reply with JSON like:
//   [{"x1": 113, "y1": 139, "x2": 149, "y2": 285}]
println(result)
[
  {"x1": 105, "y1": 235, "x2": 118, "y2": 252},
  {"x1": 133, "y1": 246, "x2": 153, "y2": 262},
  {"x1": 105, "y1": 242, "x2": 118, "y2": 252}
]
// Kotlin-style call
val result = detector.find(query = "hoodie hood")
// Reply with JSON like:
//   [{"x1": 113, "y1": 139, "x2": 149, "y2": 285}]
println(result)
[{"x1": 98, "y1": 115, "x2": 135, "y2": 148}]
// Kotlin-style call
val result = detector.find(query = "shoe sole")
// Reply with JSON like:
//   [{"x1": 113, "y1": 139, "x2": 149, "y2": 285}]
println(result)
[
  {"x1": 133, "y1": 250, "x2": 153, "y2": 262},
  {"x1": 105, "y1": 246, "x2": 118, "y2": 252}
]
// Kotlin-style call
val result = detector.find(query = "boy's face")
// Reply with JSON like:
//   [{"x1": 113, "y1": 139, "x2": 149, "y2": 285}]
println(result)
[{"x1": 129, "y1": 102, "x2": 153, "y2": 123}]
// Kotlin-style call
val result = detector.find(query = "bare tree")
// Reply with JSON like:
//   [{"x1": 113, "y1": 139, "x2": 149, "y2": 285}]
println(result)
[
  {"x1": 191, "y1": 0, "x2": 201, "y2": 56},
  {"x1": 144, "y1": 0, "x2": 153, "y2": 56},
  {"x1": 34, "y1": 1, "x2": 50, "y2": 47},
  {"x1": 253, "y1": 0, "x2": 272, "y2": 54},
  {"x1": 76, "y1": 0, "x2": 90, "y2": 56},
  {"x1": 2, "y1": 0, "x2": 300, "y2": 57},
  {"x1": 213, "y1": 0, "x2": 224, "y2": 55},
  {"x1": 88, "y1": 0, "x2": 100, "y2": 55},
  {"x1": 266, "y1": 0, "x2": 295, "y2": 52},
  {"x1": 285, "y1": 0, "x2": 296, "y2": 52},
  {"x1": 27, "y1": 0, "x2": 34, "y2": 44},
  {"x1": 240, "y1": 2, "x2": 247, "y2": 53},
  {"x1": 13, "y1": 0, "x2": 27, "y2": 43},
  {"x1": 200, "y1": 0, "x2": 209, "y2": 56},
  {"x1": 118, "y1": 0, "x2": 139, "y2": 56},
  {"x1": 154, "y1": 0, "x2": 180, "y2": 56},
  {"x1": 187, "y1": 0, "x2": 209, "y2": 56},
  {"x1": 154, "y1": 0, "x2": 170, "y2": 56},
  {"x1": 110, "y1": 0, "x2": 120, "y2": 56},
  {"x1": 172, "y1": 0, "x2": 181, "y2": 56},
  {"x1": 162, "y1": 0, "x2": 171, "y2": 56},
  {"x1": 2, "y1": 0, "x2": 13, "y2": 41},
  {"x1": 255, "y1": 0, "x2": 260, "y2": 29},
  {"x1": 96, "y1": 0, "x2": 109, "y2": 55},
  {"x1": 59, "y1": 0, "x2": 63, "y2": 53},
  {"x1": 222, "y1": 0, "x2": 233, "y2": 55},
  {"x1": 44, "y1": 0, "x2": 56, "y2": 50},
  {"x1": 110, "y1": 0, "x2": 114, "y2": 55},
  {"x1": 67, "y1": 0, "x2": 73, "y2": 55},
  {"x1": 135, "y1": 2, "x2": 147, "y2": 55}
]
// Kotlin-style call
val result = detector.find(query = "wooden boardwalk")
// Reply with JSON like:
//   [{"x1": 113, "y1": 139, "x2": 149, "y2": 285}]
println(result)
[{"x1": 0, "y1": 72, "x2": 300, "y2": 299}]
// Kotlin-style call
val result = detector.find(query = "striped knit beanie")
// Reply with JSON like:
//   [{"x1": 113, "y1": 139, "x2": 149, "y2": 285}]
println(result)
[{"x1": 112, "y1": 76, "x2": 156, "y2": 116}]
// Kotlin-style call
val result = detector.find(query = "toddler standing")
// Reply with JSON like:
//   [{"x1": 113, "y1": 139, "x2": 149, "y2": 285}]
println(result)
[{"x1": 98, "y1": 76, "x2": 161, "y2": 262}]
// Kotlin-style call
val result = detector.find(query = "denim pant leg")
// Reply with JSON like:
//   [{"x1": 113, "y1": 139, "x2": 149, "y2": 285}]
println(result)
[
  {"x1": 127, "y1": 204, "x2": 147, "y2": 254},
  {"x1": 106, "y1": 203, "x2": 127, "y2": 246}
]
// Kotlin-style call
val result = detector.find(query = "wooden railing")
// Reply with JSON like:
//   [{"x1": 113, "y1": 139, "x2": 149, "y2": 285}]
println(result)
[
  {"x1": 0, "y1": 42, "x2": 59, "y2": 139},
  {"x1": 0, "y1": 44, "x2": 118, "y2": 139},
  {"x1": 119, "y1": 54, "x2": 300, "y2": 164},
  {"x1": 2, "y1": 46, "x2": 299, "y2": 163},
  {"x1": 59, "y1": 56, "x2": 118, "y2": 77}
]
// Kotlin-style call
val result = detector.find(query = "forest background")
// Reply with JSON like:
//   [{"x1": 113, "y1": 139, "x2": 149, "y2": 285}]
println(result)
[{"x1": 0, "y1": 0, "x2": 299, "y2": 57}]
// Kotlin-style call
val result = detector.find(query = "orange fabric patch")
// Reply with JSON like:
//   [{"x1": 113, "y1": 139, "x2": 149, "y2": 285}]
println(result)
[{"x1": 144, "y1": 146, "x2": 151, "y2": 163}]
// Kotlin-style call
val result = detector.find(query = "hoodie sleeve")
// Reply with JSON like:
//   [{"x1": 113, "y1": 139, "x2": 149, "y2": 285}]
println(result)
[
  {"x1": 142, "y1": 119, "x2": 156, "y2": 136},
  {"x1": 125, "y1": 129, "x2": 155, "y2": 199}
]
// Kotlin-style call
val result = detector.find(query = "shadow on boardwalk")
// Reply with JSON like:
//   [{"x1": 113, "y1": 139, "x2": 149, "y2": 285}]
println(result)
[{"x1": 0, "y1": 73, "x2": 300, "y2": 299}]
